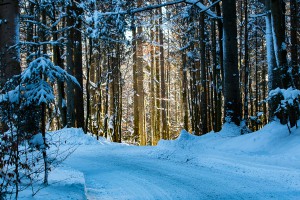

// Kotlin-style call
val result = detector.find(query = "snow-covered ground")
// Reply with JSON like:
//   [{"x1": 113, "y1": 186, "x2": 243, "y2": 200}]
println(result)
[{"x1": 19, "y1": 122, "x2": 300, "y2": 199}]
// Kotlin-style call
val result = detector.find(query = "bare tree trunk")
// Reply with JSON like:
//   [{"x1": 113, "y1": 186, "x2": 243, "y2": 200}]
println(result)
[
  {"x1": 150, "y1": 13, "x2": 156, "y2": 145},
  {"x1": 290, "y1": 0, "x2": 299, "y2": 88},
  {"x1": 254, "y1": 21, "x2": 259, "y2": 131},
  {"x1": 103, "y1": 53, "x2": 110, "y2": 139},
  {"x1": 222, "y1": 0, "x2": 241, "y2": 126},
  {"x1": 270, "y1": 0, "x2": 291, "y2": 88},
  {"x1": 132, "y1": 1, "x2": 146, "y2": 145},
  {"x1": 52, "y1": 5, "x2": 67, "y2": 128},
  {"x1": 155, "y1": 18, "x2": 161, "y2": 144},
  {"x1": 243, "y1": 0, "x2": 250, "y2": 133},
  {"x1": 264, "y1": 0, "x2": 279, "y2": 121},
  {"x1": 66, "y1": 4, "x2": 75, "y2": 127},
  {"x1": 26, "y1": 2, "x2": 34, "y2": 64},
  {"x1": 199, "y1": 1, "x2": 208, "y2": 134},
  {"x1": 261, "y1": 39, "x2": 267, "y2": 125},
  {"x1": 85, "y1": 38, "x2": 92, "y2": 133},
  {"x1": 0, "y1": 0, "x2": 20, "y2": 87},
  {"x1": 74, "y1": 2, "x2": 84, "y2": 129},
  {"x1": 215, "y1": 1, "x2": 223, "y2": 131},
  {"x1": 66, "y1": 1, "x2": 84, "y2": 128},
  {"x1": 158, "y1": 2, "x2": 168, "y2": 140},
  {"x1": 181, "y1": 52, "x2": 189, "y2": 131}
]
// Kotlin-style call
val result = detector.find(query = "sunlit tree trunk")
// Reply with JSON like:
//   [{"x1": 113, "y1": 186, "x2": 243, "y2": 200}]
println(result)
[
  {"x1": 150, "y1": 12, "x2": 156, "y2": 145},
  {"x1": 158, "y1": 1, "x2": 168, "y2": 140},
  {"x1": 155, "y1": 14, "x2": 161, "y2": 144},
  {"x1": 132, "y1": 0, "x2": 146, "y2": 145}
]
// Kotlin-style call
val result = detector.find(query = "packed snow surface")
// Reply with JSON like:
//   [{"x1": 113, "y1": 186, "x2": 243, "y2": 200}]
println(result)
[{"x1": 20, "y1": 121, "x2": 300, "y2": 199}]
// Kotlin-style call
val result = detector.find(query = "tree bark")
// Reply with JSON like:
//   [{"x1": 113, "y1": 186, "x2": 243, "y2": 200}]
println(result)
[
  {"x1": 0, "y1": 0, "x2": 20, "y2": 87},
  {"x1": 132, "y1": 0, "x2": 146, "y2": 145},
  {"x1": 243, "y1": 0, "x2": 249, "y2": 129},
  {"x1": 66, "y1": 4, "x2": 75, "y2": 127},
  {"x1": 158, "y1": 1, "x2": 168, "y2": 140},
  {"x1": 222, "y1": 0, "x2": 241, "y2": 126},
  {"x1": 150, "y1": 13, "x2": 156, "y2": 145},
  {"x1": 264, "y1": 0, "x2": 279, "y2": 121},
  {"x1": 199, "y1": 1, "x2": 208, "y2": 134},
  {"x1": 74, "y1": 1, "x2": 84, "y2": 129},
  {"x1": 270, "y1": 0, "x2": 291, "y2": 88},
  {"x1": 66, "y1": 1, "x2": 84, "y2": 128},
  {"x1": 181, "y1": 52, "x2": 189, "y2": 131},
  {"x1": 52, "y1": 6, "x2": 67, "y2": 128},
  {"x1": 290, "y1": 0, "x2": 299, "y2": 88}
]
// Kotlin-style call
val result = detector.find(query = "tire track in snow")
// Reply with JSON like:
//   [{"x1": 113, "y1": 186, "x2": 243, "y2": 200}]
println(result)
[{"x1": 65, "y1": 145, "x2": 300, "y2": 200}]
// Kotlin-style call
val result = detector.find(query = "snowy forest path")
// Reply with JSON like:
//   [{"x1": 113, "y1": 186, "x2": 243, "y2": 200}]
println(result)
[{"x1": 63, "y1": 142, "x2": 300, "y2": 200}]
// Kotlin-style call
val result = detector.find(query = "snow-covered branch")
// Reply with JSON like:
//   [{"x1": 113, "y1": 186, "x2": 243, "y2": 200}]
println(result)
[{"x1": 97, "y1": 0, "x2": 220, "y2": 19}]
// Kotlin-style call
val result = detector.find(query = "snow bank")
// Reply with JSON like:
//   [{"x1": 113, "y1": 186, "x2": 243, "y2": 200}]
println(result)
[
  {"x1": 19, "y1": 167, "x2": 87, "y2": 200},
  {"x1": 48, "y1": 128, "x2": 112, "y2": 146},
  {"x1": 152, "y1": 121, "x2": 300, "y2": 168},
  {"x1": 217, "y1": 122, "x2": 300, "y2": 155},
  {"x1": 19, "y1": 128, "x2": 115, "y2": 199}
]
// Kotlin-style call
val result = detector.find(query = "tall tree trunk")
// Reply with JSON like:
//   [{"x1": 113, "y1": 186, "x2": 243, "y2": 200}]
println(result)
[
  {"x1": 74, "y1": 1, "x2": 84, "y2": 129},
  {"x1": 66, "y1": 1, "x2": 84, "y2": 128},
  {"x1": 132, "y1": 0, "x2": 146, "y2": 145},
  {"x1": 254, "y1": 21, "x2": 259, "y2": 130},
  {"x1": 66, "y1": 4, "x2": 75, "y2": 127},
  {"x1": 150, "y1": 13, "x2": 156, "y2": 145},
  {"x1": 211, "y1": 10, "x2": 218, "y2": 132},
  {"x1": 26, "y1": 2, "x2": 34, "y2": 64},
  {"x1": 41, "y1": 102, "x2": 48, "y2": 185},
  {"x1": 181, "y1": 52, "x2": 189, "y2": 131},
  {"x1": 270, "y1": 0, "x2": 291, "y2": 88},
  {"x1": 52, "y1": 4, "x2": 67, "y2": 128},
  {"x1": 265, "y1": 0, "x2": 279, "y2": 121},
  {"x1": 261, "y1": 39, "x2": 267, "y2": 125},
  {"x1": 214, "y1": 1, "x2": 223, "y2": 132},
  {"x1": 85, "y1": 38, "x2": 92, "y2": 133},
  {"x1": 158, "y1": 2, "x2": 168, "y2": 140},
  {"x1": 243, "y1": 0, "x2": 249, "y2": 128},
  {"x1": 155, "y1": 17, "x2": 161, "y2": 144},
  {"x1": 222, "y1": 0, "x2": 241, "y2": 126},
  {"x1": 103, "y1": 53, "x2": 110, "y2": 139},
  {"x1": 199, "y1": 1, "x2": 208, "y2": 134},
  {"x1": 0, "y1": 0, "x2": 20, "y2": 87},
  {"x1": 290, "y1": 0, "x2": 299, "y2": 88}
]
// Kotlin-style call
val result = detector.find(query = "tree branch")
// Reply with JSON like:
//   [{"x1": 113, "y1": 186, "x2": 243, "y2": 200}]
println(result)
[{"x1": 98, "y1": 0, "x2": 221, "y2": 19}]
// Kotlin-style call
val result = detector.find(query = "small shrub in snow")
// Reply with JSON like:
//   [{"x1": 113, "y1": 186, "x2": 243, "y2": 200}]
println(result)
[{"x1": 267, "y1": 87, "x2": 300, "y2": 129}]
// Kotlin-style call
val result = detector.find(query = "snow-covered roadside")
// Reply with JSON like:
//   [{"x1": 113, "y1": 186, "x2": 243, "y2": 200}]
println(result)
[
  {"x1": 19, "y1": 121, "x2": 300, "y2": 199},
  {"x1": 19, "y1": 167, "x2": 86, "y2": 200},
  {"x1": 152, "y1": 121, "x2": 300, "y2": 169},
  {"x1": 150, "y1": 121, "x2": 300, "y2": 197}
]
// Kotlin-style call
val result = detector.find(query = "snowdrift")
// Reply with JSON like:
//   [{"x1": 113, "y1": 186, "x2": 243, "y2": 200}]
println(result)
[
  {"x1": 153, "y1": 121, "x2": 300, "y2": 168},
  {"x1": 20, "y1": 122, "x2": 300, "y2": 199}
]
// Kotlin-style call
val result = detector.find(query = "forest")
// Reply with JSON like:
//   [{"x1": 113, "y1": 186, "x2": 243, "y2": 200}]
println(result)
[{"x1": 0, "y1": 0, "x2": 299, "y2": 199}]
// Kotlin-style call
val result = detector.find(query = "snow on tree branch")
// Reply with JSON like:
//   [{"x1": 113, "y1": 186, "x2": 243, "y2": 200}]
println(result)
[{"x1": 96, "y1": 0, "x2": 220, "y2": 19}]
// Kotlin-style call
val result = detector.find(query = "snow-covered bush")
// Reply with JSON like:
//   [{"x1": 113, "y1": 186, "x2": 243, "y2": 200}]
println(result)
[
  {"x1": 267, "y1": 87, "x2": 300, "y2": 129},
  {"x1": 0, "y1": 56, "x2": 79, "y2": 199}
]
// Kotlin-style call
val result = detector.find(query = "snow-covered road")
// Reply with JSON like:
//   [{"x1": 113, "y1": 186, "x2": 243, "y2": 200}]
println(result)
[{"x1": 64, "y1": 143, "x2": 300, "y2": 200}]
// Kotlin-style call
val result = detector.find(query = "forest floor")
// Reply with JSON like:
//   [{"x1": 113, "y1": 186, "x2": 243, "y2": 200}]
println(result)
[{"x1": 19, "y1": 122, "x2": 300, "y2": 200}]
